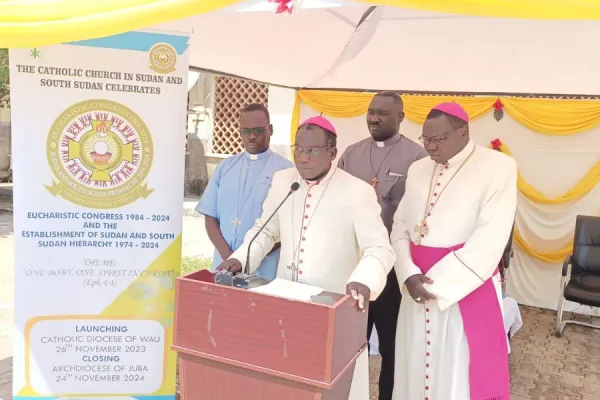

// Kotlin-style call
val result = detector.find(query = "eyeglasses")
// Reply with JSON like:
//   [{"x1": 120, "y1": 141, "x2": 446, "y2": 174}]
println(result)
[
  {"x1": 291, "y1": 145, "x2": 330, "y2": 157},
  {"x1": 240, "y1": 126, "x2": 268, "y2": 136},
  {"x1": 419, "y1": 132, "x2": 451, "y2": 145}
]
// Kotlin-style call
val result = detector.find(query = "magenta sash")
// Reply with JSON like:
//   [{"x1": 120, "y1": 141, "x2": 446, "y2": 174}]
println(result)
[{"x1": 410, "y1": 242, "x2": 509, "y2": 400}]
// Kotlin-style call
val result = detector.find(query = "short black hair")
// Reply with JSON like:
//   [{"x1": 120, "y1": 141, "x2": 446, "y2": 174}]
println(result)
[
  {"x1": 241, "y1": 103, "x2": 270, "y2": 123},
  {"x1": 297, "y1": 123, "x2": 337, "y2": 147},
  {"x1": 374, "y1": 91, "x2": 403, "y2": 109},
  {"x1": 426, "y1": 108, "x2": 467, "y2": 130},
  {"x1": 324, "y1": 130, "x2": 336, "y2": 147}
]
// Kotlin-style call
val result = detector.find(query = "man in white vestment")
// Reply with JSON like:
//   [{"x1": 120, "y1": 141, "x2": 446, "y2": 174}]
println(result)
[
  {"x1": 217, "y1": 115, "x2": 396, "y2": 400},
  {"x1": 391, "y1": 102, "x2": 517, "y2": 400}
]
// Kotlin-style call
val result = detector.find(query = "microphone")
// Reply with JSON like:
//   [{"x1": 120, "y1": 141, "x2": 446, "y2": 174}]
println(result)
[
  {"x1": 243, "y1": 181, "x2": 300, "y2": 276},
  {"x1": 231, "y1": 182, "x2": 300, "y2": 289}
]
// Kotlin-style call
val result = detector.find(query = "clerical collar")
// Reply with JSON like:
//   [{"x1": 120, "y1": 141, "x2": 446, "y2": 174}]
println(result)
[
  {"x1": 244, "y1": 148, "x2": 271, "y2": 161},
  {"x1": 445, "y1": 140, "x2": 475, "y2": 167},
  {"x1": 373, "y1": 134, "x2": 402, "y2": 148}
]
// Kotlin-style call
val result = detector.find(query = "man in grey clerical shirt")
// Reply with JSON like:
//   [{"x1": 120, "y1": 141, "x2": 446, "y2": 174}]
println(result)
[{"x1": 337, "y1": 91, "x2": 427, "y2": 400}]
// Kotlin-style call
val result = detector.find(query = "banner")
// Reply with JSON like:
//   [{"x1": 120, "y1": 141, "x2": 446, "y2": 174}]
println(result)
[{"x1": 9, "y1": 30, "x2": 190, "y2": 400}]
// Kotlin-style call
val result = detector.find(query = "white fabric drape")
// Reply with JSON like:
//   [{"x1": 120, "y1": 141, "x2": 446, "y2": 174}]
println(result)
[
  {"x1": 154, "y1": 2, "x2": 600, "y2": 95},
  {"x1": 299, "y1": 102, "x2": 600, "y2": 313},
  {"x1": 503, "y1": 296, "x2": 523, "y2": 353},
  {"x1": 187, "y1": 70, "x2": 201, "y2": 92}
]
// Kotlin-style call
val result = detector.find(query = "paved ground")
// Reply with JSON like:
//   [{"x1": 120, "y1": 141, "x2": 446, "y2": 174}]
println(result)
[
  {"x1": 367, "y1": 306, "x2": 600, "y2": 400},
  {"x1": 1, "y1": 190, "x2": 600, "y2": 399},
  {"x1": 507, "y1": 307, "x2": 600, "y2": 400}
]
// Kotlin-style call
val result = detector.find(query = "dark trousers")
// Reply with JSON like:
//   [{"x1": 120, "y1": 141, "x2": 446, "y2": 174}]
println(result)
[{"x1": 367, "y1": 269, "x2": 401, "y2": 400}]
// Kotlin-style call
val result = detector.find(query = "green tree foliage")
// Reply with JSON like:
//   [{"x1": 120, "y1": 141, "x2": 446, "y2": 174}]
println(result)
[{"x1": 0, "y1": 49, "x2": 9, "y2": 108}]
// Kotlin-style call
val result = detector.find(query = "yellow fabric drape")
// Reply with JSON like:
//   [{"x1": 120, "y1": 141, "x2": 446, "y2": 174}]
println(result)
[
  {"x1": 291, "y1": 93, "x2": 600, "y2": 204},
  {"x1": 298, "y1": 90, "x2": 374, "y2": 118},
  {"x1": 0, "y1": 0, "x2": 242, "y2": 48},
  {"x1": 292, "y1": 89, "x2": 600, "y2": 263},
  {"x1": 502, "y1": 98, "x2": 600, "y2": 134},
  {"x1": 513, "y1": 229, "x2": 571, "y2": 264},
  {"x1": 490, "y1": 142, "x2": 600, "y2": 204},
  {"x1": 290, "y1": 90, "x2": 372, "y2": 144},
  {"x1": 294, "y1": 90, "x2": 497, "y2": 124},
  {"x1": 290, "y1": 90, "x2": 496, "y2": 144},
  {"x1": 403, "y1": 95, "x2": 495, "y2": 125},
  {"x1": 489, "y1": 142, "x2": 594, "y2": 263},
  {"x1": 356, "y1": 0, "x2": 600, "y2": 20},
  {"x1": 292, "y1": 90, "x2": 600, "y2": 139}
]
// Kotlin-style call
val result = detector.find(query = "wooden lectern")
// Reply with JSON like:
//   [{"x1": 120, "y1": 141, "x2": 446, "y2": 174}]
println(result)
[{"x1": 172, "y1": 270, "x2": 368, "y2": 400}]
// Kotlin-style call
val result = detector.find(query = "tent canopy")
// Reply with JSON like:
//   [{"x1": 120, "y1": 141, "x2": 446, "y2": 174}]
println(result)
[
  {"x1": 2, "y1": 0, "x2": 600, "y2": 47},
  {"x1": 155, "y1": 0, "x2": 600, "y2": 95},
  {"x1": 3, "y1": 0, "x2": 600, "y2": 95}
]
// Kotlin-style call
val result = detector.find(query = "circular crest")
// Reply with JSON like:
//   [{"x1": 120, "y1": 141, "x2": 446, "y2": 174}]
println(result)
[
  {"x1": 149, "y1": 43, "x2": 177, "y2": 74},
  {"x1": 46, "y1": 99, "x2": 154, "y2": 209}
]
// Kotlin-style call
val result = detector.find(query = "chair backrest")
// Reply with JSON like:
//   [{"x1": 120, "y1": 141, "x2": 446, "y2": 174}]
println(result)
[{"x1": 572, "y1": 215, "x2": 600, "y2": 276}]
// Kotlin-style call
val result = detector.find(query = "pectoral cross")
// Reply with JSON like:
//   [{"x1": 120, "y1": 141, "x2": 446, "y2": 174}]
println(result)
[
  {"x1": 414, "y1": 220, "x2": 429, "y2": 244},
  {"x1": 370, "y1": 177, "x2": 378, "y2": 187},
  {"x1": 287, "y1": 263, "x2": 299, "y2": 282},
  {"x1": 231, "y1": 217, "x2": 241, "y2": 234}
]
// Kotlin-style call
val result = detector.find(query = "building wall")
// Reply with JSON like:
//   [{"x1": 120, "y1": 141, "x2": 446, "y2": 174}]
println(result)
[
  {"x1": 211, "y1": 76, "x2": 269, "y2": 155},
  {"x1": 185, "y1": 73, "x2": 215, "y2": 196}
]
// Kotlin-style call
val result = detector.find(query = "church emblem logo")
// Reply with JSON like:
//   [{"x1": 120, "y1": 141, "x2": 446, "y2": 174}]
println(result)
[
  {"x1": 149, "y1": 43, "x2": 177, "y2": 74},
  {"x1": 45, "y1": 99, "x2": 154, "y2": 209}
]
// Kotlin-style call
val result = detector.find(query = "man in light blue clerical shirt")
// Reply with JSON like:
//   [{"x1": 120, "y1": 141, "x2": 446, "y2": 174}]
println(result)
[{"x1": 196, "y1": 103, "x2": 293, "y2": 280}]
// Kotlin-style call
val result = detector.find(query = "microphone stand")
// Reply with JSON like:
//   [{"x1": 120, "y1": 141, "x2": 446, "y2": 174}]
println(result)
[{"x1": 234, "y1": 182, "x2": 299, "y2": 289}]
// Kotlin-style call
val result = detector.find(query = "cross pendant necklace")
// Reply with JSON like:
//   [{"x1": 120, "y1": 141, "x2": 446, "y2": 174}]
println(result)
[
  {"x1": 287, "y1": 263, "x2": 298, "y2": 271},
  {"x1": 414, "y1": 147, "x2": 476, "y2": 245},
  {"x1": 369, "y1": 140, "x2": 399, "y2": 189},
  {"x1": 231, "y1": 217, "x2": 241, "y2": 234},
  {"x1": 413, "y1": 219, "x2": 429, "y2": 241},
  {"x1": 286, "y1": 262, "x2": 299, "y2": 281},
  {"x1": 414, "y1": 168, "x2": 444, "y2": 245},
  {"x1": 413, "y1": 172, "x2": 439, "y2": 246}
]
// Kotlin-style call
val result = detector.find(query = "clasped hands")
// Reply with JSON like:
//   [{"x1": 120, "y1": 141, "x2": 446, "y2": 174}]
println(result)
[{"x1": 404, "y1": 274, "x2": 436, "y2": 304}]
